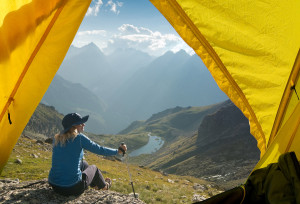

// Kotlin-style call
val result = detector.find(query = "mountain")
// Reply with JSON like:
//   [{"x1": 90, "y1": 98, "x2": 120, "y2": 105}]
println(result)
[
  {"x1": 23, "y1": 103, "x2": 63, "y2": 139},
  {"x1": 41, "y1": 75, "x2": 108, "y2": 134},
  {"x1": 58, "y1": 43, "x2": 154, "y2": 102},
  {"x1": 125, "y1": 100, "x2": 260, "y2": 189},
  {"x1": 57, "y1": 43, "x2": 111, "y2": 95},
  {"x1": 107, "y1": 50, "x2": 228, "y2": 127},
  {"x1": 47, "y1": 44, "x2": 227, "y2": 134},
  {"x1": 102, "y1": 48, "x2": 154, "y2": 100},
  {"x1": 120, "y1": 103, "x2": 224, "y2": 141},
  {"x1": 107, "y1": 48, "x2": 154, "y2": 72},
  {"x1": 155, "y1": 101, "x2": 260, "y2": 184}
]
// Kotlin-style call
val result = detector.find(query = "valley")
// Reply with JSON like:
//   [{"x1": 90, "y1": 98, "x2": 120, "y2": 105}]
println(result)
[
  {"x1": 21, "y1": 99, "x2": 260, "y2": 190},
  {"x1": 1, "y1": 45, "x2": 260, "y2": 202},
  {"x1": 42, "y1": 44, "x2": 228, "y2": 134}
]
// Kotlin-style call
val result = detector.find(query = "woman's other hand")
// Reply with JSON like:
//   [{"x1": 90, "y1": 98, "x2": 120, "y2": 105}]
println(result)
[{"x1": 118, "y1": 143, "x2": 127, "y2": 155}]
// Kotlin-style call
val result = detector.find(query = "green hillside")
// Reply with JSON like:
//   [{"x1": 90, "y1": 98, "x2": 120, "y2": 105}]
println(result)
[
  {"x1": 123, "y1": 103, "x2": 224, "y2": 142},
  {"x1": 19, "y1": 100, "x2": 259, "y2": 192},
  {"x1": 0, "y1": 135, "x2": 222, "y2": 203},
  {"x1": 23, "y1": 104, "x2": 64, "y2": 140},
  {"x1": 123, "y1": 100, "x2": 260, "y2": 190},
  {"x1": 23, "y1": 103, "x2": 149, "y2": 151}
]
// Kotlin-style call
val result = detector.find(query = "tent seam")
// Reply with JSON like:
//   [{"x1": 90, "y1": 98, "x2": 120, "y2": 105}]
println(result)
[
  {"x1": 165, "y1": 0, "x2": 266, "y2": 151},
  {"x1": 269, "y1": 50, "x2": 300, "y2": 146},
  {"x1": 285, "y1": 101, "x2": 300, "y2": 152}
]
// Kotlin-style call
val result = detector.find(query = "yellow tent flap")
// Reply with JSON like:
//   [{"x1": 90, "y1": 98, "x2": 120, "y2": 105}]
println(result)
[
  {"x1": 0, "y1": 0, "x2": 91, "y2": 172},
  {"x1": 1, "y1": 0, "x2": 300, "y2": 174},
  {"x1": 150, "y1": 0, "x2": 300, "y2": 167}
]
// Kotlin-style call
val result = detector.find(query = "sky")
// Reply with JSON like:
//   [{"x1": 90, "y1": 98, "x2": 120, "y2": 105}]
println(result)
[{"x1": 72, "y1": 0, "x2": 194, "y2": 56}]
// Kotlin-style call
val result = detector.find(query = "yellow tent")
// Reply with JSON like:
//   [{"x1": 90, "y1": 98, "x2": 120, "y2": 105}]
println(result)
[
  {"x1": 150, "y1": 0, "x2": 300, "y2": 169},
  {"x1": 0, "y1": 0, "x2": 300, "y2": 173},
  {"x1": 0, "y1": 0, "x2": 91, "y2": 172}
]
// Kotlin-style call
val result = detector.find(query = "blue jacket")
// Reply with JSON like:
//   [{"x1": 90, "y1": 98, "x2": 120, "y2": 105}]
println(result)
[{"x1": 48, "y1": 134, "x2": 118, "y2": 187}]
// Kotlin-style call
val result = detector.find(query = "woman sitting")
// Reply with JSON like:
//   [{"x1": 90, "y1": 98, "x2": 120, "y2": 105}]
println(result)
[{"x1": 48, "y1": 113, "x2": 127, "y2": 196}]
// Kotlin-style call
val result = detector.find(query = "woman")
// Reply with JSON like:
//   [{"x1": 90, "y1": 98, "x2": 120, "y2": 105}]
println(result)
[{"x1": 48, "y1": 113, "x2": 127, "y2": 196}]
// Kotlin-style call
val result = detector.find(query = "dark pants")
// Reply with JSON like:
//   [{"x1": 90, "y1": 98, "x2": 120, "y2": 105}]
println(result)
[{"x1": 50, "y1": 161, "x2": 106, "y2": 196}]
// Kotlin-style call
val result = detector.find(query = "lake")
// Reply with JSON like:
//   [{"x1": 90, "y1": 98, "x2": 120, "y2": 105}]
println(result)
[{"x1": 129, "y1": 133, "x2": 164, "y2": 157}]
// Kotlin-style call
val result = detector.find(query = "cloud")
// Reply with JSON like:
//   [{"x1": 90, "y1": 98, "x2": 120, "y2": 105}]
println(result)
[
  {"x1": 86, "y1": 0, "x2": 103, "y2": 16},
  {"x1": 105, "y1": 24, "x2": 194, "y2": 56},
  {"x1": 72, "y1": 30, "x2": 107, "y2": 48},
  {"x1": 86, "y1": 0, "x2": 123, "y2": 16},
  {"x1": 77, "y1": 30, "x2": 107, "y2": 36},
  {"x1": 118, "y1": 24, "x2": 141, "y2": 34},
  {"x1": 106, "y1": 0, "x2": 123, "y2": 15},
  {"x1": 72, "y1": 24, "x2": 194, "y2": 56}
]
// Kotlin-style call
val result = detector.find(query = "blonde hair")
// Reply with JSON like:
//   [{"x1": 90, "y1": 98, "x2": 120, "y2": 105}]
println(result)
[{"x1": 54, "y1": 126, "x2": 78, "y2": 146}]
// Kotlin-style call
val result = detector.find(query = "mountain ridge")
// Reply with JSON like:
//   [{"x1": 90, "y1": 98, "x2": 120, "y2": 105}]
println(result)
[
  {"x1": 43, "y1": 44, "x2": 228, "y2": 134},
  {"x1": 124, "y1": 100, "x2": 260, "y2": 189}
]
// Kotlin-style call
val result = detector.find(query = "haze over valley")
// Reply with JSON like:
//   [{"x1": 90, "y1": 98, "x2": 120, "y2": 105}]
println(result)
[{"x1": 42, "y1": 43, "x2": 228, "y2": 134}]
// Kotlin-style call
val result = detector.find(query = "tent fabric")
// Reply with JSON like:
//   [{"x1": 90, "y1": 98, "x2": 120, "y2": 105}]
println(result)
[
  {"x1": 0, "y1": 0, "x2": 91, "y2": 173},
  {"x1": 244, "y1": 152, "x2": 300, "y2": 203},
  {"x1": 0, "y1": 0, "x2": 299, "y2": 176},
  {"x1": 255, "y1": 100, "x2": 300, "y2": 169},
  {"x1": 195, "y1": 152, "x2": 300, "y2": 203},
  {"x1": 150, "y1": 0, "x2": 300, "y2": 166}
]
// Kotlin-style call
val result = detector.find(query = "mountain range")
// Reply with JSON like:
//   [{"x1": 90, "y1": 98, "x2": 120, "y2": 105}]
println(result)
[{"x1": 42, "y1": 43, "x2": 228, "y2": 134}]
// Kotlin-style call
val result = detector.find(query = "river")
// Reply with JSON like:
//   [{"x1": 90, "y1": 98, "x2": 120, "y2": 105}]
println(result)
[{"x1": 129, "y1": 133, "x2": 164, "y2": 157}]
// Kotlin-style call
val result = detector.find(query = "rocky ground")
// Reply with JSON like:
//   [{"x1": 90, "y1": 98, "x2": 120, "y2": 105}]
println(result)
[{"x1": 0, "y1": 178, "x2": 145, "y2": 204}]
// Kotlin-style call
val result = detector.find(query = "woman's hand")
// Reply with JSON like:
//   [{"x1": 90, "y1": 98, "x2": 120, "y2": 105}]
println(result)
[{"x1": 118, "y1": 143, "x2": 127, "y2": 155}]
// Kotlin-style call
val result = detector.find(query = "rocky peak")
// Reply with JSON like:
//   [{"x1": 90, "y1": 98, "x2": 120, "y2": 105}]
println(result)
[{"x1": 197, "y1": 101, "x2": 253, "y2": 148}]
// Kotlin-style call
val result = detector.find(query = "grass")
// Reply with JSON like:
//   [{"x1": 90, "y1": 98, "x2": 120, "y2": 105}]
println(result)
[{"x1": 0, "y1": 136, "x2": 222, "y2": 203}]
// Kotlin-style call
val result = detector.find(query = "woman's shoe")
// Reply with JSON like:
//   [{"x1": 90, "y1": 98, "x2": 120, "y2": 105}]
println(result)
[{"x1": 103, "y1": 178, "x2": 112, "y2": 190}]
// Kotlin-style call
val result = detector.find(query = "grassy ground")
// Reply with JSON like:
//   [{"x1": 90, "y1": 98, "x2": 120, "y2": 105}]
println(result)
[{"x1": 0, "y1": 136, "x2": 223, "y2": 203}]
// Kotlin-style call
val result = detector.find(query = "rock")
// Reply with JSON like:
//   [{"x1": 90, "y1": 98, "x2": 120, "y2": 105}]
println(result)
[
  {"x1": 0, "y1": 179, "x2": 146, "y2": 203},
  {"x1": 45, "y1": 138, "x2": 53, "y2": 144},
  {"x1": 192, "y1": 194, "x2": 207, "y2": 202},
  {"x1": 193, "y1": 183, "x2": 208, "y2": 191},
  {"x1": 160, "y1": 171, "x2": 168, "y2": 176},
  {"x1": 0, "y1": 178, "x2": 19, "y2": 184},
  {"x1": 14, "y1": 178, "x2": 20, "y2": 184},
  {"x1": 36, "y1": 140, "x2": 44, "y2": 144},
  {"x1": 167, "y1": 179, "x2": 174, "y2": 183},
  {"x1": 129, "y1": 192, "x2": 139, "y2": 199},
  {"x1": 15, "y1": 159, "x2": 22, "y2": 164},
  {"x1": 31, "y1": 154, "x2": 39, "y2": 158},
  {"x1": 22, "y1": 134, "x2": 31, "y2": 139}
]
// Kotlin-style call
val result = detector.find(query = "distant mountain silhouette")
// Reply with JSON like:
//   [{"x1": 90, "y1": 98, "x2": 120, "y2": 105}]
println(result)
[
  {"x1": 41, "y1": 75, "x2": 108, "y2": 134},
  {"x1": 58, "y1": 43, "x2": 154, "y2": 102},
  {"x1": 108, "y1": 50, "x2": 228, "y2": 126},
  {"x1": 44, "y1": 44, "x2": 228, "y2": 133},
  {"x1": 57, "y1": 43, "x2": 111, "y2": 95}
]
